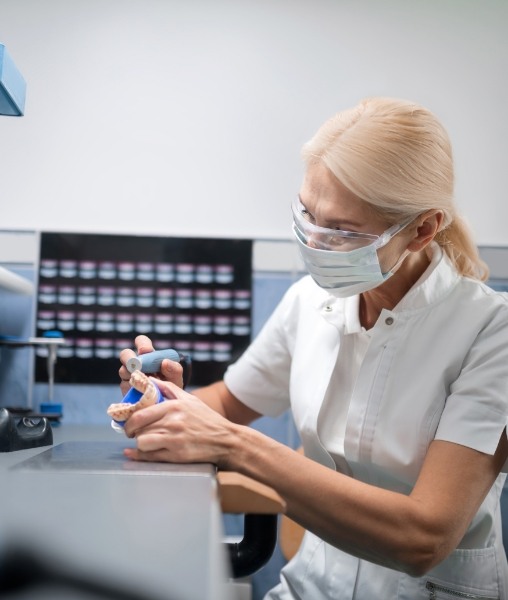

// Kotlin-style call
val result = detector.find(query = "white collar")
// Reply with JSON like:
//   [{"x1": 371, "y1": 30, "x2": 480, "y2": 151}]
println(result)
[{"x1": 395, "y1": 242, "x2": 460, "y2": 312}]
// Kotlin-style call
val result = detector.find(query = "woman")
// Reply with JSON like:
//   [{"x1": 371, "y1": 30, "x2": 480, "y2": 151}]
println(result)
[{"x1": 119, "y1": 97, "x2": 508, "y2": 599}]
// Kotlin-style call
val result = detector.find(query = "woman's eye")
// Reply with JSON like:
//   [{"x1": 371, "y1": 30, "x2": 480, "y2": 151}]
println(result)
[{"x1": 300, "y1": 208, "x2": 313, "y2": 222}]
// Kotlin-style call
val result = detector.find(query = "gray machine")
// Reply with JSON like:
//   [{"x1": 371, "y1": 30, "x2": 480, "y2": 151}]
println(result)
[{"x1": 0, "y1": 45, "x2": 61, "y2": 447}]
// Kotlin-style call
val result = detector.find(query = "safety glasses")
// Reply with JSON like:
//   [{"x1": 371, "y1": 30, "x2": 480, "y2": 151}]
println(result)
[
  {"x1": 292, "y1": 196, "x2": 413, "y2": 252},
  {"x1": 292, "y1": 196, "x2": 381, "y2": 251}
]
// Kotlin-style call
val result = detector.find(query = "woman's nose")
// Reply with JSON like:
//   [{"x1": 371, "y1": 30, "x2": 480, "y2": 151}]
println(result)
[{"x1": 306, "y1": 234, "x2": 320, "y2": 249}]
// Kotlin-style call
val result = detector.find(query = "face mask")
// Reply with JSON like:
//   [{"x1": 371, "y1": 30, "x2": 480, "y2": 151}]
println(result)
[{"x1": 292, "y1": 198, "x2": 413, "y2": 297}]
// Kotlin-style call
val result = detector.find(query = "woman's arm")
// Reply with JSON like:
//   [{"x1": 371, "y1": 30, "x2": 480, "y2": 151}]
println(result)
[
  {"x1": 233, "y1": 426, "x2": 508, "y2": 576},
  {"x1": 193, "y1": 380, "x2": 262, "y2": 425},
  {"x1": 123, "y1": 380, "x2": 508, "y2": 577}
]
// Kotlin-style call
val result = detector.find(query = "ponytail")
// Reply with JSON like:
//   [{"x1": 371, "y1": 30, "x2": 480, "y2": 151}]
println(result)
[{"x1": 435, "y1": 217, "x2": 489, "y2": 281}]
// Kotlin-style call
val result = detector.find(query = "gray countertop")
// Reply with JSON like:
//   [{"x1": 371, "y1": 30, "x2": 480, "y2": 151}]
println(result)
[{"x1": 0, "y1": 424, "x2": 234, "y2": 600}]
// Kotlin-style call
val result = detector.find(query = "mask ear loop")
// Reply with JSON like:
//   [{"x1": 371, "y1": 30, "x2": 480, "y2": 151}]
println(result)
[
  {"x1": 382, "y1": 248, "x2": 411, "y2": 278},
  {"x1": 375, "y1": 216, "x2": 416, "y2": 277}
]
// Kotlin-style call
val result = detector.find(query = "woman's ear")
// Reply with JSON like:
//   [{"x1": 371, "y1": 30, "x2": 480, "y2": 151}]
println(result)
[{"x1": 407, "y1": 210, "x2": 444, "y2": 251}]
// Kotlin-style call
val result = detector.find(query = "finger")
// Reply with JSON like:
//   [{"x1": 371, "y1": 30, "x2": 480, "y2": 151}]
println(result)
[
  {"x1": 119, "y1": 346, "x2": 136, "y2": 367},
  {"x1": 159, "y1": 359, "x2": 184, "y2": 387},
  {"x1": 123, "y1": 400, "x2": 172, "y2": 437},
  {"x1": 135, "y1": 432, "x2": 170, "y2": 454},
  {"x1": 119, "y1": 348, "x2": 136, "y2": 379},
  {"x1": 123, "y1": 447, "x2": 172, "y2": 462},
  {"x1": 118, "y1": 348, "x2": 137, "y2": 395},
  {"x1": 119, "y1": 338, "x2": 155, "y2": 390},
  {"x1": 135, "y1": 335, "x2": 156, "y2": 355},
  {"x1": 151, "y1": 378, "x2": 191, "y2": 401}
]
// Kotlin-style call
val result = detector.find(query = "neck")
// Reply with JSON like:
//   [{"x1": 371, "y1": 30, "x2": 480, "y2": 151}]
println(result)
[{"x1": 359, "y1": 250, "x2": 431, "y2": 329}]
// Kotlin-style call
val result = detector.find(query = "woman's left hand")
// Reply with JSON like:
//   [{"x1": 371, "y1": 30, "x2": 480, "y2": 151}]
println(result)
[{"x1": 122, "y1": 379, "x2": 238, "y2": 469}]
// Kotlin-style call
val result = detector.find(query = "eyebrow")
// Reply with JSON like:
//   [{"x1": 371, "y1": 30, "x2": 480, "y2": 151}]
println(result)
[{"x1": 298, "y1": 195, "x2": 364, "y2": 231}]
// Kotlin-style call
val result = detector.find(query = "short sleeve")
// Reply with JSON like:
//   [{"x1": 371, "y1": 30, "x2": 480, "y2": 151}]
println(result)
[
  {"x1": 435, "y1": 302, "x2": 508, "y2": 468},
  {"x1": 224, "y1": 281, "x2": 301, "y2": 417}
]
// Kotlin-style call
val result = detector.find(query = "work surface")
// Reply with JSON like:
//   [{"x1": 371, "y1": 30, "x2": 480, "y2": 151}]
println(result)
[{"x1": 0, "y1": 425, "x2": 233, "y2": 600}]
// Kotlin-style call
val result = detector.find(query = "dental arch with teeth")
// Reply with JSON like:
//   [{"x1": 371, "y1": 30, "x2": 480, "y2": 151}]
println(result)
[{"x1": 107, "y1": 370, "x2": 162, "y2": 423}]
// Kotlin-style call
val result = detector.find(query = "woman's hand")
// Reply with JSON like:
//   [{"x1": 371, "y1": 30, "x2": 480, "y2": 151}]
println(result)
[
  {"x1": 122, "y1": 378, "x2": 238, "y2": 469},
  {"x1": 118, "y1": 335, "x2": 184, "y2": 395}
]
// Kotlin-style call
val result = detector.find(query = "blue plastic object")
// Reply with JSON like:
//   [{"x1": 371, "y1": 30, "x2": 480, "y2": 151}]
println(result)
[
  {"x1": 42, "y1": 330, "x2": 64, "y2": 338},
  {"x1": 0, "y1": 44, "x2": 26, "y2": 116},
  {"x1": 111, "y1": 384, "x2": 164, "y2": 432}
]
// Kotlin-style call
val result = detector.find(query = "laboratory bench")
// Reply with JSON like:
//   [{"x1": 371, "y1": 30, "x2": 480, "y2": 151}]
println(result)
[{"x1": 0, "y1": 423, "x2": 285, "y2": 600}]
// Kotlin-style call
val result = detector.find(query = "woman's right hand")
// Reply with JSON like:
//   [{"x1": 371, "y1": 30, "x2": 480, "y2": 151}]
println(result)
[{"x1": 118, "y1": 335, "x2": 185, "y2": 396}]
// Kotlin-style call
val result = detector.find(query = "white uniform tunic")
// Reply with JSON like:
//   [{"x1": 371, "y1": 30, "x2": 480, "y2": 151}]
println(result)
[{"x1": 224, "y1": 244, "x2": 508, "y2": 600}]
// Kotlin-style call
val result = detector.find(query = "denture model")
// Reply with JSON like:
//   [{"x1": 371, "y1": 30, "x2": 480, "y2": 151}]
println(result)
[{"x1": 107, "y1": 370, "x2": 163, "y2": 423}]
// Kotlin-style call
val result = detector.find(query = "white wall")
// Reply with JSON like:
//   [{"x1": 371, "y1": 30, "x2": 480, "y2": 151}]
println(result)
[{"x1": 1, "y1": 0, "x2": 507, "y2": 244}]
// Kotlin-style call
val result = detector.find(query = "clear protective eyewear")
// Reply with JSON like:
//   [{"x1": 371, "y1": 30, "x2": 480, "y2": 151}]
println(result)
[{"x1": 292, "y1": 196, "x2": 411, "y2": 252}]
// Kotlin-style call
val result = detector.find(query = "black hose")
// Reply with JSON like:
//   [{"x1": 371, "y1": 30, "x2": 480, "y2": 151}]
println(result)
[{"x1": 227, "y1": 513, "x2": 278, "y2": 579}]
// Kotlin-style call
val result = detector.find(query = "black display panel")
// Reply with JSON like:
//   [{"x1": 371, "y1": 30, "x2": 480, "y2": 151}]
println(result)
[{"x1": 35, "y1": 232, "x2": 253, "y2": 386}]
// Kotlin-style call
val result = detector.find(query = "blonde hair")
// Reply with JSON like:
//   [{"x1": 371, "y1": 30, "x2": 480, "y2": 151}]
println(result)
[{"x1": 302, "y1": 97, "x2": 488, "y2": 281}]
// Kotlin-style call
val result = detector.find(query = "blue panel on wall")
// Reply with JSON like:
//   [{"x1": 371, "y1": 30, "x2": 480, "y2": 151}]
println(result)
[{"x1": 0, "y1": 44, "x2": 26, "y2": 116}]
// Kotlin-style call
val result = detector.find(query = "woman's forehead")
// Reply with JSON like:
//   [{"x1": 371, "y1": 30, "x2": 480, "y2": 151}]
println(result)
[
  {"x1": 300, "y1": 164, "x2": 394, "y2": 234},
  {"x1": 301, "y1": 166, "x2": 376, "y2": 218}
]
